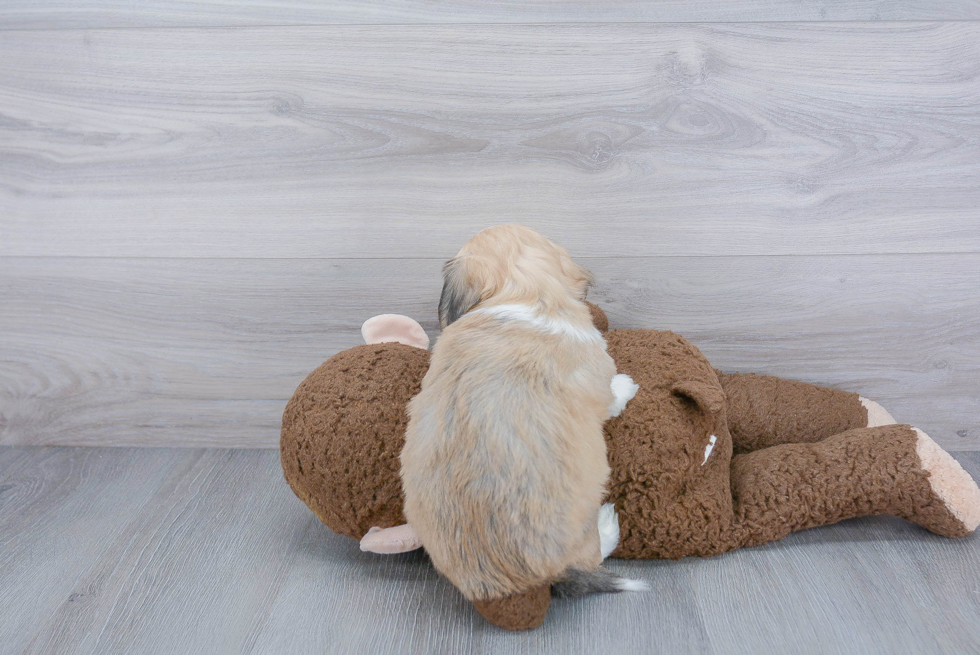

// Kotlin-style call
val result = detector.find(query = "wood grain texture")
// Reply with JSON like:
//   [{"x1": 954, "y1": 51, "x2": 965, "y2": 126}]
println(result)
[
  {"x1": 4, "y1": 1, "x2": 980, "y2": 28},
  {"x1": 2, "y1": 23, "x2": 979, "y2": 258},
  {"x1": 686, "y1": 504, "x2": 980, "y2": 655},
  {"x1": 18, "y1": 449, "x2": 314, "y2": 655},
  {"x1": 2, "y1": 255, "x2": 977, "y2": 449},
  {"x1": 3, "y1": 447, "x2": 979, "y2": 654},
  {"x1": 0, "y1": 447, "x2": 188, "y2": 654}
]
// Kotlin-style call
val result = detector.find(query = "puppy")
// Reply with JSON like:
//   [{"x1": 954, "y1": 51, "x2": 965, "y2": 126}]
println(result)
[{"x1": 399, "y1": 224, "x2": 643, "y2": 602}]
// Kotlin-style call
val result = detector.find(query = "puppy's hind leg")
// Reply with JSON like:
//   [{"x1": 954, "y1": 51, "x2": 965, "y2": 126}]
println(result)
[
  {"x1": 598, "y1": 503, "x2": 621, "y2": 559},
  {"x1": 554, "y1": 507, "x2": 648, "y2": 598}
]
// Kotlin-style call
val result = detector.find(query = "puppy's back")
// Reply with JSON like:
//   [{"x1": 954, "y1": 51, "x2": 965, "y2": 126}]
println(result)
[{"x1": 401, "y1": 314, "x2": 614, "y2": 601}]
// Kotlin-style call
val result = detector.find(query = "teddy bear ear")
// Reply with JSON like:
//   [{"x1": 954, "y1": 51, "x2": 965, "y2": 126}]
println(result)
[
  {"x1": 671, "y1": 380, "x2": 725, "y2": 416},
  {"x1": 361, "y1": 314, "x2": 430, "y2": 349}
]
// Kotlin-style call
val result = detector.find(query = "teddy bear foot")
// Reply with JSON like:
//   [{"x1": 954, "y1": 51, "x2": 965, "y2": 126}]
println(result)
[
  {"x1": 860, "y1": 396, "x2": 897, "y2": 427},
  {"x1": 913, "y1": 428, "x2": 980, "y2": 536}
]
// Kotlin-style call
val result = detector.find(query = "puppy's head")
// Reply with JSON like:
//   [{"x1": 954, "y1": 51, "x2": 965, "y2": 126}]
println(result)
[{"x1": 439, "y1": 225, "x2": 593, "y2": 328}]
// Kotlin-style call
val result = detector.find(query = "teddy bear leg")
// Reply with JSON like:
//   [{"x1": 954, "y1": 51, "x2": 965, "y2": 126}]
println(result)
[
  {"x1": 729, "y1": 424, "x2": 980, "y2": 549},
  {"x1": 716, "y1": 371, "x2": 870, "y2": 454},
  {"x1": 471, "y1": 584, "x2": 551, "y2": 631}
]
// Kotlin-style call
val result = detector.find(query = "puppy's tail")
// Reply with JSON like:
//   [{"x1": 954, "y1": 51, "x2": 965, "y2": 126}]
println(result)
[{"x1": 551, "y1": 566, "x2": 649, "y2": 598}]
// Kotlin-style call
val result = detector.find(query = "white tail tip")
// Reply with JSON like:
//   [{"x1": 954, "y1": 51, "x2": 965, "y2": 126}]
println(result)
[{"x1": 615, "y1": 578, "x2": 650, "y2": 592}]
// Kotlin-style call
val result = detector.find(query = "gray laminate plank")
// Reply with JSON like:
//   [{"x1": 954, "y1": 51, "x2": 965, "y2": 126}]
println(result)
[
  {"x1": 0, "y1": 446, "x2": 39, "y2": 484},
  {"x1": 0, "y1": 447, "x2": 190, "y2": 655},
  {"x1": 690, "y1": 523, "x2": 942, "y2": 654},
  {"x1": 21, "y1": 448, "x2": 313, "y2": 655},
  {"x1": 246, "y1": 518, "x2": 469, "y2": 655},
  {"x1": 594, "y1": 255, "x2": 980, "y2": 449},
  {"x1": 3, "y1": 1, "x2": 980, "y2": 28},
  {"x1": 249, "y1": 521, "x2": 708, "y2": 654},
  {"x1": 2, "y1": 255, "x2": 977, "y2": 449},
  {"x1": 3, "y1": 447, "x2": 979, "y2": 654},
  {"x1": 250, "y1": 452, "x2": 980, "y2": 654},
  {"x1": 869, "y1": 528, "x2": 980, "y2": 655},
  {"x1": 687, "y1": 452, "x2": 980, "y2": 655},
  {"x1": 2, "y1": 23, "x2": 978, "y2": 258},
  {"x1": 0, "y1": 257, "x2": 445, "y2": 448}
]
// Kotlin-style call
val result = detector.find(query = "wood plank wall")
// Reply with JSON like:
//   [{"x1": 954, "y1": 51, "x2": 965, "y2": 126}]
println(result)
[{"x1": 2, "y1": 3, "x2": 979, "y2": 448}]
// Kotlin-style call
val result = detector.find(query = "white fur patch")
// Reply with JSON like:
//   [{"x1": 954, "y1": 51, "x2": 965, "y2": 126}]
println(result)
[
  {"x1": 470, "y1": 304, "x2": 604, "y2": 344},
  {"x1": 608, "y1": 374, "x2": 640, "y2": 418},
  {"x1": 702, "y1": 435, "x2": 717, "y2": 465},
  {"x1": 598, "y1": 503, "x2": 621, "y2": 559}
]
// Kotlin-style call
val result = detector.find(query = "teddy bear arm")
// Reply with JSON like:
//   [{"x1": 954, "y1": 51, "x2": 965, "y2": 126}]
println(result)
[
  {"x1": 729, "y1": 424, "x2": 980, "y2": 550},
  {"x1": 359, "y1": 524, "x2": 423, "y2": 554},
  {"x1": 715, "y1": 370, "x2": 868, "y2": 455}
]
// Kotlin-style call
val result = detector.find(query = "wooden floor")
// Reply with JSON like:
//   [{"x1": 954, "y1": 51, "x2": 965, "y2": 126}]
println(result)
[
  {"x1": 3, "y1": 3, "x2": 980, "y2": 451},
  {"x1": 3, "y1": 445, "x2": 979, "y2": 655},
  {"x1": 3, "y1": 4, "x2": 979, "y2": 651}
]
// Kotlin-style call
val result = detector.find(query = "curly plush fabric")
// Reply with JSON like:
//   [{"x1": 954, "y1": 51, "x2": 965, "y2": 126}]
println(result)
[
  {"x1": 471, "y1": 585, "x2": 551, "y2": 631},
  {"x1": 730, "y1": 424, "x2": 969, "y2": 547},
  {"x1": 602, "y1": 329, "x2": 736, "y2": 559},
  {"x1": 717, "y1": 371, "x2": 868, "y2": 454},
  {"x1": 280, "y1": 303, "x2": 980, "y2": 631},
  {"x1": 281, "y1": 343, "x2": 429, "y2": 539}
]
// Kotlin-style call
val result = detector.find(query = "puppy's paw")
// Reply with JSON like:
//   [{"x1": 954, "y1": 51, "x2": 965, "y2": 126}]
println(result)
[
  {"x1": 608, "y1": 374, "x2": 639, "y2": 418},
  {"x1": 598, "y1": 503, "x2": 621, "y2": 559}
]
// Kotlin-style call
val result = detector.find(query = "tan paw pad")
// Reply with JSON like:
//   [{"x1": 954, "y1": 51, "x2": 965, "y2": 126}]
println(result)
[
  {"x1": 860, "y1": 397, "x2": 897, "y2": 428},
  {"x1": 915, "y1": 428, "x2": 980, "y2": 533}
]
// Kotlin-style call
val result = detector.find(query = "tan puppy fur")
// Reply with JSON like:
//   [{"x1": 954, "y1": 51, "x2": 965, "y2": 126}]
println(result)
[{"x1": 401, "y1": 225, "x2": 617, "y2": 601}]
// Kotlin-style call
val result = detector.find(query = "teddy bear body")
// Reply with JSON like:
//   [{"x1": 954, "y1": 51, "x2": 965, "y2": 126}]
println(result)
[
  {"x1": 280, "y1": 305, "x2": 980, "y2": 629},
  {"x1": 603, "y1": 329, "x2": 736, "y2": 559}
]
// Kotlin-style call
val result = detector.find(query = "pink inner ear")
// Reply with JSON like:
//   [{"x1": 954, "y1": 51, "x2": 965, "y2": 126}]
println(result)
[{"x1": 361, "y1": 314, "x2": 430, "y2": 349}]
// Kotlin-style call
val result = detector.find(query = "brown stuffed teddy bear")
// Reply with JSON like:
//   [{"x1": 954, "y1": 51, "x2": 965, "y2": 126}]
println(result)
[{"x1": 280, "y1": 304, "x2": 980, "y2": 631}]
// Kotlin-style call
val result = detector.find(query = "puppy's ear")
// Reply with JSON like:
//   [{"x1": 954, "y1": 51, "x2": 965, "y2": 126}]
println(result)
[
  {"x1": 552, "y1": 245, "x2": 593, "y2": 300},
  {"x1": 566, "y1": 260, "x2": 595, "y2": 301},
  {"x1": 439, "y1": 256, "x2": 494, "y2": 328},
  {"x1": 578, "y1": 265, "x2": 595, "y2": 299}
]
